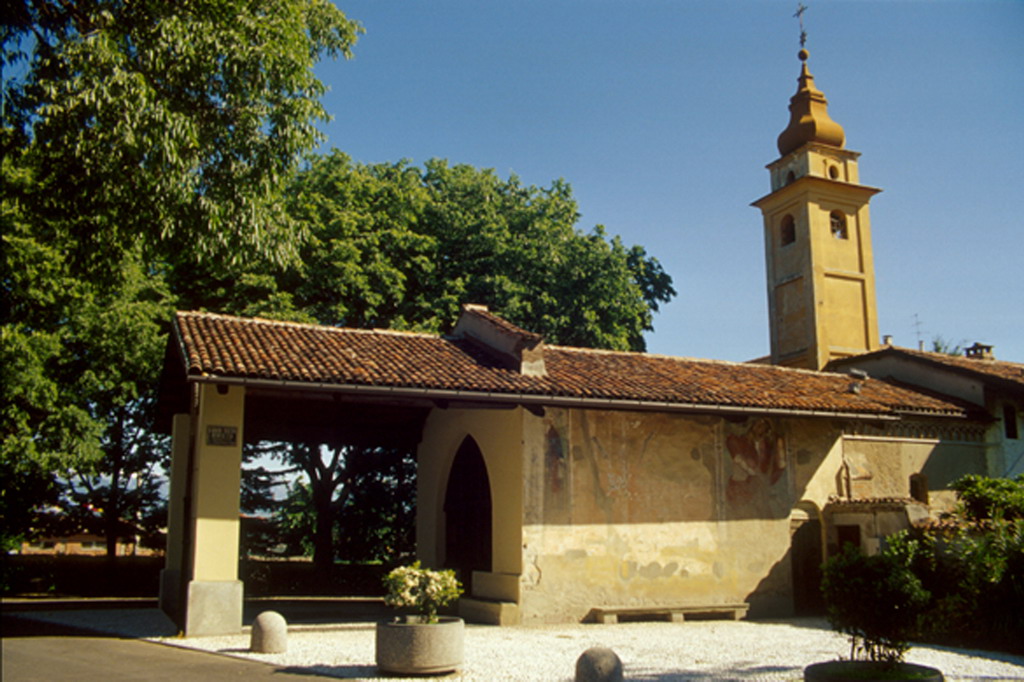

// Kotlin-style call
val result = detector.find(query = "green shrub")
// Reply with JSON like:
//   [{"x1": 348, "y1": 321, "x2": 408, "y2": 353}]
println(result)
[
  {"x1": 957, "y1": 517, "x2": 1024, "y2": 652},
  {"x1": 876, "y1": 476, "x2": 1024, "y2": 655},
  {"x1": 821, "y1": 545, "x2": 930, "y2": 666},
  {"x1": 951, "y1": 474, "x2": 1024, "y2": 522}
]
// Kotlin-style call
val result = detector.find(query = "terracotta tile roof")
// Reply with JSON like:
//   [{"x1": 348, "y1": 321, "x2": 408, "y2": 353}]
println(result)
[
  {"x1": 896, "y1": 347, "x2": 1024, "y2": 388},
  {"x1": 172, "y1": 311, "x2": 973, "y2": 419},
  {"x1": 835, "y1": 346, "x2": 1024, "y2": 394}
]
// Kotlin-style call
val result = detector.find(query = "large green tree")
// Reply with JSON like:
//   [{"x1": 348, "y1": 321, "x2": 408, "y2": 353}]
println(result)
[
  {"x1": 416, "y1": 158, "x2": 674, "y2": 351},
  {"x1": 259, "y1": 442, "x2": 414, "y2": 574},
  {"x1": 1, "y1": 0, "x2": 361, "y2": 549},
  {"x1": 45, "y1": 262, "x2": 173, "y2": 557}
]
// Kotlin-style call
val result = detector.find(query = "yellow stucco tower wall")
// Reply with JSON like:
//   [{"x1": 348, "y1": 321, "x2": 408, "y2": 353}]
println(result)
[{"x1": 753, "y1": 50, "x2": 880, "y2": 370}]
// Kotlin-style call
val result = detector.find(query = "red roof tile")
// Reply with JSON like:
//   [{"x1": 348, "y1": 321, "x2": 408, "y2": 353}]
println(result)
[{"x1": 173, "y1": 311, "x2": 973, "y2": 419}]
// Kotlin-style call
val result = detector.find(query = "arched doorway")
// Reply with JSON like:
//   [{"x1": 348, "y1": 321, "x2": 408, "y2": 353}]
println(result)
[
  {"x1": 790, "y1": 502, "x2": 825, "y2": 615},
  {"x1": 443, "y1": 436, "x2": 492, "y2": 595}
]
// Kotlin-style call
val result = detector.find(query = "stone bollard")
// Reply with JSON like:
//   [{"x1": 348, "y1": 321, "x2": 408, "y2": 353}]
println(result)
[
  {"x1": 250, "y1": 610, "x2": 288, "y2": 654},
  {"x1": 575, "y1": 646, "x2": 623, "y2": 682}
]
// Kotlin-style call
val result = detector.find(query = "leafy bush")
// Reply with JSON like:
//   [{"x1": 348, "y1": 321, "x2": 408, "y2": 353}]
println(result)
[
  {"x1": 2, "y1": 555, "x2": 162, "y2": 597},
  {"x1": 821, "y1": 545, "x2": 930, "y2": 666},
  {"x1": 951, "y1": 474, "x2": 1024, "y2": 522},
  {"x1": 382, "y1": 561, "x2": 462, "y2": 623},
  {"x1": 875, "y1": 475, "x2": 1024, "y2": 654},
  {"x1": 956, "y1": 517, "x2": 1024, "y2": 652}
]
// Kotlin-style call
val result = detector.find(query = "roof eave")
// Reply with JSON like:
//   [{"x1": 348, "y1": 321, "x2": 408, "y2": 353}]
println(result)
[{"x1": 182, "y1": 373, "x2": 968, "y2": 422}]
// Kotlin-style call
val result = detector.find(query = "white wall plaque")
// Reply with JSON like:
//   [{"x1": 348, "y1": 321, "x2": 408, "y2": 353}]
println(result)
[{"x1": 206, "y1": 425, "x2": 238, "y2": 447}]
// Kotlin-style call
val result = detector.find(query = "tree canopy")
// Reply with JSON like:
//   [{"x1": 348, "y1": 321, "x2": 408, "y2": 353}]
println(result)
[
  {"x1": 1, "y1": 0, "x2": 362, "y2": 550},
  {"x1": 178, "y1": 151, "x2": 676, "y2": 351},
  {"x1": 2, "y1": 0, "x2": 362, "y2": 270}
]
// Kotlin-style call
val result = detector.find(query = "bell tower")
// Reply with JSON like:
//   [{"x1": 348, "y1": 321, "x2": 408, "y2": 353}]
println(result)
[{"x1": 752, "y1": 48, "x2": 881, "y2": 370}]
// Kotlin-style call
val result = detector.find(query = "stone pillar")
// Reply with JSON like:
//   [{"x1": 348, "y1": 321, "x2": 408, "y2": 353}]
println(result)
[
  {"x1": 159, "y1": 412, "x2": 192, "y2": 621},
  {"x1": 184, "y1": 383, "x2": 245, "y2": 636}
]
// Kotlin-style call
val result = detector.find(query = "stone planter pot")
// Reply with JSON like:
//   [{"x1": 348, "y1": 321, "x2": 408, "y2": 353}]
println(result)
[
  {"x1": 804, "y1": 661, "x2": 944, "y2": 682},
  {"x1": 375, "y1": 616, "x2": 464, "y2": 675}
]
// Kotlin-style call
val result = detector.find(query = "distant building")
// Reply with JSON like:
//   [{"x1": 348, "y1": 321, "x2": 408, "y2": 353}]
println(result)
[{"x1": 19, "y1": 533, "x2": 161, "y2": 557}]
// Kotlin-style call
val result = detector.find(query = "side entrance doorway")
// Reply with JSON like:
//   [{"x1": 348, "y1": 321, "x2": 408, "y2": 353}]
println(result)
[
  {"x1": 790, "y1": 503, "x2": 825, "y2": 615},
  {"x1": 443, "y1": 436, "x2": 493, "y2": 596}
]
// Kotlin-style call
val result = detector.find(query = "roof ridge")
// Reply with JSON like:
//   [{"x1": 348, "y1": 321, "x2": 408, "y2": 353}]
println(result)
[
  {"x1": 176, "y1": 310, "x2": 441, "y2": 340},
  {"x1": 548, "y1": 345, "x2": 857, "y2": 377},
  {"x1": 890, "y1": 345, "x2": 1023, "y2": 368},
  {"x1": 460, "y1": 305, "x2": 543, "y2": 344}
]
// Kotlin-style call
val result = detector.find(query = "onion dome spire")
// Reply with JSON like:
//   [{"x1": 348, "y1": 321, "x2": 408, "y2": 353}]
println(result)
[{"x1": 776, "y1": 49, "x2": 846, "y2": 156}]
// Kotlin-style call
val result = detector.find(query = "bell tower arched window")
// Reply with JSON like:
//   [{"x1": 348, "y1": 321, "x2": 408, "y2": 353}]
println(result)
[
  {"x1": 780, "y1": 215, "x2": 796, "y2": 246},
  {"x1": 830, "y1": 211, "x2": 848, "y2": 239}
]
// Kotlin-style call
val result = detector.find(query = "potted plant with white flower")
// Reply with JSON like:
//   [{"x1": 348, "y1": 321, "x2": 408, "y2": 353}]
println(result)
[{"x1": 375, "y1": 561, "x2": 465, "y2": 675}]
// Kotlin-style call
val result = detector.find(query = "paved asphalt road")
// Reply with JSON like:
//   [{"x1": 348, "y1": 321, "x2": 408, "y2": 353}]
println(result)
[{"x1": 1, "y1": 615, "x2": 331, "y2": 681}]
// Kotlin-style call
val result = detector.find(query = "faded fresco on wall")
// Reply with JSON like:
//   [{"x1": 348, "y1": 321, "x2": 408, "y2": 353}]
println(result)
[
  {"x1": 567, "y1": 410, "x2": 717, "y2": 524},
  {"x1": 723, "y1": 418, "x2": 790, "y2": 520},
  {"x1": 542, "y1": 409, "x2": 571, "y2": 524}
]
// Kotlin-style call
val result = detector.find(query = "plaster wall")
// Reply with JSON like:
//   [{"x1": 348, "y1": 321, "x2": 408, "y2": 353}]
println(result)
[
  {"x1": 814, "y1": 200, "x2": 865, "y2": 274},
  {"x1": 165, "y1": 413, "x2": 191, "y2": 574},
  {"x1": 417, "y1": 407, "x2": 524, "y2": 576},
  {"x1": 823, "y1": 274, "x2": 870, "y2": 350},
  {"x1": 159, "y1": 413, "x2": 192, "y2": 617},
  {"x1": 769, "y1": 145, "x2": 861, "y2": 191},
  {"x1": 419, "y1": 403, "x2": 982, "y2": 624},
  {"x1": 808, "y1": 190, "x2": 877, "y2": 366},
  {"x1": 518, "y1": 409, "x2": 846, "y2": 623},
  {"x1": 1003, "y1": 399, "x2": 1024, "y2": 476},
  {"x1": 842, "y1": 435, "x2": 987, "y2": 513},
  {"x1": 830, "y1": 356, "x2": 1020, "y2": 477}
]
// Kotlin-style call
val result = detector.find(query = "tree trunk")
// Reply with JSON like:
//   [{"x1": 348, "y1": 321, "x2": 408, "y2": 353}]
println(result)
[
  {"x1": 311, "y1": 478, "x2": 334, "y2": 580},
  {"x1": 105, "y1": 415, "x2": 125, "y2": 558}
]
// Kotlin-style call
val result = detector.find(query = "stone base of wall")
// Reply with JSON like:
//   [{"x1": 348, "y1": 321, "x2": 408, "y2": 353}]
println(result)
[{"x1": 458, "y1": 597, "x2": 520, "y2": 625}]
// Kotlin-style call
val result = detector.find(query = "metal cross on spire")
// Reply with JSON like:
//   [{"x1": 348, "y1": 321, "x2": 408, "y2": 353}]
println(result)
[{"x1": 794, "y1": 3, "x2": 808, "y2": 48}]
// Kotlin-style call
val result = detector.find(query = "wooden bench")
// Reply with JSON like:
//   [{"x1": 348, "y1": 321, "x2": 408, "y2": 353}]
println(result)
[{"x1": 589, "y1": 603, "x2": 749, "y2": 624}]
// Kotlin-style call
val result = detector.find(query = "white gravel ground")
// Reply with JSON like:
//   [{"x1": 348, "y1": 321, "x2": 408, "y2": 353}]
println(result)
[{"x1": 13, "y1": 608, "x2": 1024, "y2": 681}]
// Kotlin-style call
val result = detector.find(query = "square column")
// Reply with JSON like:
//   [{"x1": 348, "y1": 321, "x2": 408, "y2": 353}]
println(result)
[{"x1": 162, "y1": 383, "x2": 246, "y2": 636}]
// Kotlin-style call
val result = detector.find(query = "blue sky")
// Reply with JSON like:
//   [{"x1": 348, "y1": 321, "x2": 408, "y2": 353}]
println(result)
[{"x1": 314, "y1": 1, "x2": 1024, "y2": 363}]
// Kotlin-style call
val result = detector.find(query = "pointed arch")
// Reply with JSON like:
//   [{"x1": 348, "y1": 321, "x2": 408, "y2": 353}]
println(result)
[{"x1": 443, "y1": 435, "x2": 493, "y2": 595}]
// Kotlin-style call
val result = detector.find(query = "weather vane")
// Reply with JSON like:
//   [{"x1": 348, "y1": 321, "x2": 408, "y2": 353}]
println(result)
[{"x1": 794, "y1": 3, "x2": 808, "y2": 48}]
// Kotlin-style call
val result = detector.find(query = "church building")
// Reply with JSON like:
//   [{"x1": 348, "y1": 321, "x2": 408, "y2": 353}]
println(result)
[{"x1": 157, "y1": 49, "x2": 1023, "y2": 635}]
